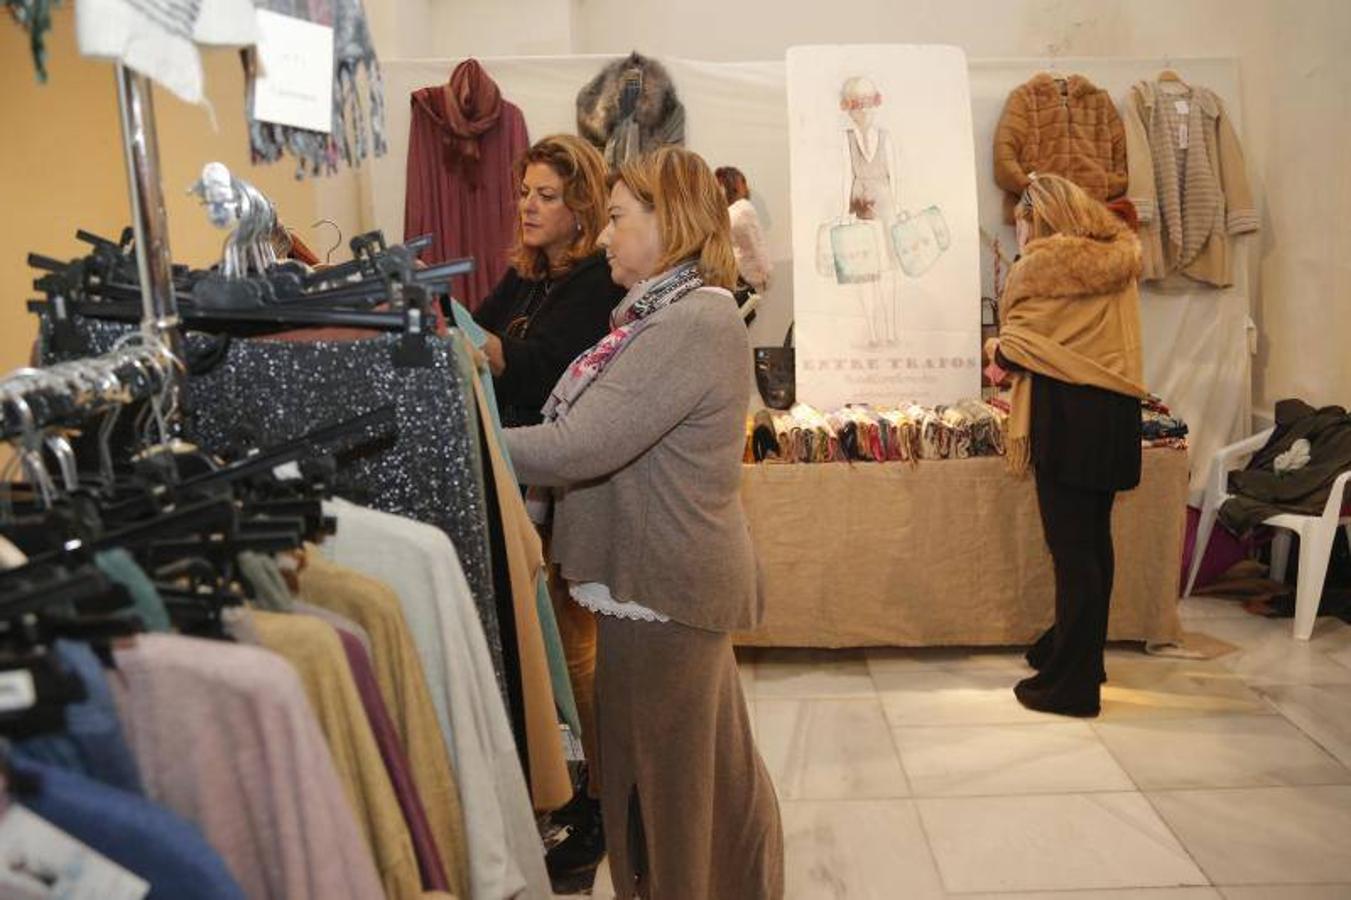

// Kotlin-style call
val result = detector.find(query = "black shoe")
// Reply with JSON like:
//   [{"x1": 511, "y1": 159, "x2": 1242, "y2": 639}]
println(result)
[
  {"x1": 546, "y1": 799, "x2": 606, "y2": 885},
  {"x1": 550, "y1": 768, "x2": 594, "y2": 830},
  {"x1": 1025, "y1": 635, "x2": 1107, "y2": 685},
  {"x1": 1014, "y1": 676, "x2": 1100, "y2": 718},
  {"x1": 1025, "y1": 625, "x2": 1056, "y2": 670}
]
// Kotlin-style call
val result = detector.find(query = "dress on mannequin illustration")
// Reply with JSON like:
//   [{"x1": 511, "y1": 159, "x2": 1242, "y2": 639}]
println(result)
[
  {"x1": 819, "y1": 76, "x2": 951, "y2": 348},
  {"x1": 837, "y1": 77, "x2": 902, "y2": 346}
]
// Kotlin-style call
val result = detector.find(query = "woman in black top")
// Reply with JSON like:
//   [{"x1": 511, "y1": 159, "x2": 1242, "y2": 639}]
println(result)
[
  {"x1": 477, "y1": 134, "x2": 626, "y2": 428},
  {"x1": 474, "y1": 134, "x2": 622, "y2": 885}
]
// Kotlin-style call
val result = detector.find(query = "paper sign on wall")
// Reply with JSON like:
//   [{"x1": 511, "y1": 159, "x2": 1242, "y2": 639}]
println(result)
[
  {"x1": 787, "y1": 45, "x2": 982, "y2": 409},
  {"x1": 252, "y1": 10, "x2": 334, "y2": 133}
]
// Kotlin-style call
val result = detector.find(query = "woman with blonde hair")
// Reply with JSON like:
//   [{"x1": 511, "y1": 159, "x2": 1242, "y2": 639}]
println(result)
[
  {"x1": 505, "y1": 146, "x2": 784, "y2": 899},
  {"x1": 987, "y1": 173, "x2": 1148, "y2": 717},
  {"x1": 474, "y1": 134, "x2": 626, "y2": 883}
]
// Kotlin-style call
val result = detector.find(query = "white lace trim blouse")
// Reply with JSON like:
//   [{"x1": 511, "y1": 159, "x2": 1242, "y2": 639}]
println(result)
[{"x1": 569, "y1": 582, "x2": 670, "y2": 623}]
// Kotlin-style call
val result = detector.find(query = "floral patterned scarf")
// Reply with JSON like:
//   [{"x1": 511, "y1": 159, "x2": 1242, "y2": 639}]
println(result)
[{"x1": 540, "y1": 262, "x2": 703, "y2": 422}]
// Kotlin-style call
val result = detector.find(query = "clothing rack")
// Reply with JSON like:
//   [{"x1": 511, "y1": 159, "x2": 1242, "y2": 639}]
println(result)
[
  {"x1": 0, "y1": 343, "x2": 175, "y2": 444},
  {"x1": 114, "y1": 66, "x2": 183, "y2": 421}
]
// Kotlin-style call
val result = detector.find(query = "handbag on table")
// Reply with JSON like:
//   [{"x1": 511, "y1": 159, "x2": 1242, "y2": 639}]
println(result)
[{"x1": 754, "y1": 323, "x2": 795, "y2": 410}]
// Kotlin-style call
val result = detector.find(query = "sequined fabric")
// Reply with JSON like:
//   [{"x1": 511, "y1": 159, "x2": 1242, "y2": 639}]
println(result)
[{"x1": 38, "y1": 314, "x2": 505, "y2": 685}]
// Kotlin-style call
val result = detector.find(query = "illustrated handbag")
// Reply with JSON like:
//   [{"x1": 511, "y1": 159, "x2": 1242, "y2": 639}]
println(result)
[
  {"x1": 829, "y1": 220, "x2": 882, "y2": 285},
  {"x1": 891, "y1": 206, "x2": 951, "y2": 277},
  {"x1": 815, "y1": 222, "x2": 836, "y2": 278},
  {"x1": 754, "y1": 324, "x2": 795, "y2": 410}
]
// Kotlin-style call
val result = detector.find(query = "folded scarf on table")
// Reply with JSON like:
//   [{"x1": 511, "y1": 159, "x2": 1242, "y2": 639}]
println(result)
[
  {"x1": 958, "y1": 399, "x2": 1006, "y2": 457},
  {"x1": 939, "y1": 406, "x2": 974, "y2": 459}
]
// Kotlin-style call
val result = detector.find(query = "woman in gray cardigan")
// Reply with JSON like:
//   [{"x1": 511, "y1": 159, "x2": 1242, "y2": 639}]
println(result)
[{"x1": 505, "y1": 146, "x2": 784, "y2": 900}]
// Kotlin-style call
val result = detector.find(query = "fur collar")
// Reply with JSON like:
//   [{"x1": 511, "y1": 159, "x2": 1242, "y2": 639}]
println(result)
[
  {"x1": 1006, "y1": 231, "x2": 1142, "y2": 300},
  {"x1": 576, "y1": 52, "x2": 682, "y2": 146},
  {"x1": 1026, "y1": 72, "x2": 1099, "y2": 103}
]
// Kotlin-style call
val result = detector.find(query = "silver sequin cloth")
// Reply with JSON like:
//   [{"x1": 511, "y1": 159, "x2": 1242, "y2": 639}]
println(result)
[{"x1": 38, "y1": 314, "x2": 506, "y2": 684}]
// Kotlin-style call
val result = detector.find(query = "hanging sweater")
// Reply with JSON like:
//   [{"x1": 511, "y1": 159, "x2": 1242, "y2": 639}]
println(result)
[
  {"x1": 319, "y1": 506, "x2": 552, "y2": 900},
  {"x1": 1122, "y1": 79, "x2": 1258, "y2": 287},
  {"x1": 296, "y1": 554, "x2": 472, "y2": 900},
  {"x1": 248, "y1": 611, "x2": 424, "y2": 900},
  {"x1": 109, "y1": 634, "x2": 385, "y2": 900}
]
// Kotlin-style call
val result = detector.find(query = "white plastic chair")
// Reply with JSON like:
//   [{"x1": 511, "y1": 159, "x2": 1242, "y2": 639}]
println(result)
[{"x1": 1183, "y1": 427, "x2": 1351, "y2": 639}]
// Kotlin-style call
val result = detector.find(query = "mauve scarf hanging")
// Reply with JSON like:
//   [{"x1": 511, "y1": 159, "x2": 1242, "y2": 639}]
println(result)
[{"x1": 440, "y1": 59, "x2": 502, "y2": 186}]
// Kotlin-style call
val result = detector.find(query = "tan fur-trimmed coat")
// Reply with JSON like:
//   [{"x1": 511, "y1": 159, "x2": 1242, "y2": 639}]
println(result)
[
  {"x1": 998, "y1": 228, "x2": 1147, "y2": 474},
  {"x1": 994, "y1": 73, "x2": 1129, "y2": 223}
]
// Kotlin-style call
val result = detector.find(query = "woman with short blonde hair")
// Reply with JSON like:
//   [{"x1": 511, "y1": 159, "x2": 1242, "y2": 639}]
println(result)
[{"x1": 506, "y1": 146, "x2": 784, "y2": 899}]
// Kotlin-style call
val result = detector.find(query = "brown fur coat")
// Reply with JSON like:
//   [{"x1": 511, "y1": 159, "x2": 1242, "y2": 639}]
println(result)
[
  {"x1": 998, "y1": 229, "x2": 1148, "y2": 473},
  {"x1": 994, "y1": 74, "x2": 1129, "y2": 224}
]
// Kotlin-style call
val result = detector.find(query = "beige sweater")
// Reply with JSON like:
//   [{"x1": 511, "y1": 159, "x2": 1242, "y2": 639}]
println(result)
[
  {"x1": 1123, "y1": 79, "x2": 1258, "y2": 287},
  {"x1": 297, "y1": 554, "x2": 472, "y2": 900},
  {"x1": 505, "y1": 288, "x2": 760, "y2": 632},
  {"x1": 251, "y1": 611, "x2": 424, "y2": 900}
]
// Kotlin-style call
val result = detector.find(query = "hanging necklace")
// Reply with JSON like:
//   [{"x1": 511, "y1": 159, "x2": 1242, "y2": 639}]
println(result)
[{"x1": 505, "y1": 276, "x2": 553, "y2": 339}]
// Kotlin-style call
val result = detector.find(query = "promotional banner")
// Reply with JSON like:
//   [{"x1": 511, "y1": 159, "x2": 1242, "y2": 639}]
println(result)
[{"x1": 787, "y1": 45, "x2": 982, "y2": 409}]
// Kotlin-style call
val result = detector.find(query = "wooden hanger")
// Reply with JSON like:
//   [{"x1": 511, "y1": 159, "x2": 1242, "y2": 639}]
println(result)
[{"x1": 1158, "y1": 69, "x2": 1183, "y2": 82}]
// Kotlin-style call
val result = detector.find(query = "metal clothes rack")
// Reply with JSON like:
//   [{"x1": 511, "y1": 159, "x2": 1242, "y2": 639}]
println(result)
[
  {"x1": 0, "y1": 344, "x2": 176, "y2": 444},
  {"x1": 113, "y1": 65, "x2": 184, "y2": 426}
]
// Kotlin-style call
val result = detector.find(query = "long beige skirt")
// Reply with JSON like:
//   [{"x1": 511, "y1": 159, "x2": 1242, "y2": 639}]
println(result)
[{"x1": 595, "y1": 614, "x2": 784, "y2": 900}]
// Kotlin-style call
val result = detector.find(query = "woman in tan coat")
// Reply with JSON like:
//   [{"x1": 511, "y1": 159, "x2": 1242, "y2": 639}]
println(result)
[
  {"x1": 987, "y1": 174, "x2": 1149, "y2": 717},
  {"x1": 504, "y1": 147, "x2": 784, "y2": 899}
]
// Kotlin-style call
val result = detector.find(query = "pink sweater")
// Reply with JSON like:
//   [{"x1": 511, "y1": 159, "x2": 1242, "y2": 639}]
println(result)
[{"x1": 109, "y1": 634, "x2": 385, "y2": 900}]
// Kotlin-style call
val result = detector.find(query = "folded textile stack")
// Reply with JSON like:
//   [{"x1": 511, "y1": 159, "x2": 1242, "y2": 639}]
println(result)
[
  {"x1": 746, "y1": 395, "x2": 1187, "y2": 463},
  {"x1": 878, "y1": 408, "x2": 922, "y2": 463},
  {"x1": 747, "y1": 400, "x2": 1009, "y2": 464},
  {"x1": 1142, "y1": 395, "x2": 1190, "y2": 449},
  {"x1": 827, "y1": 406, "x2": 887, "y2": 462}
]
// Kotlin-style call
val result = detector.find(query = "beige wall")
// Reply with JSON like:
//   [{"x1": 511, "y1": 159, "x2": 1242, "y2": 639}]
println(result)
[
  {"x1": 411, "y1": 0, "x2": 1349, "y2": 411},
  {"x1": 0, "y1": 8, "x2": 357, "y2": 374},
  {"x1": 6, "y1": 1, "x2": 1346, "y2": 410},
  {"x1": 572, "y1": 0, "x2": 1351, "y2": 410}
]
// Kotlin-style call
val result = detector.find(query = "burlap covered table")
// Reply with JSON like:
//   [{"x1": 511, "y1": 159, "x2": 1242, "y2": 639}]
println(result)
[{"x1": 736, "y1": 447, "x2": 1189, "y2": 648}]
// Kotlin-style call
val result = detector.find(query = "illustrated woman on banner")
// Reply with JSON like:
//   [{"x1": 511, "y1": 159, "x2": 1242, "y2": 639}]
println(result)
[
  {"x1": 839, "y1": 76, "x2": 902, "y2": 346},
  {"x1": 819, "y1": 76, "x2": 951, "y2": 348}
]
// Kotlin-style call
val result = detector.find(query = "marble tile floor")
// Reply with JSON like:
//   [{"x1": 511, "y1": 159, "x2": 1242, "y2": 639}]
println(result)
[{"x1": 568, "y1": 598, "x2": 1351, "y2": 898}]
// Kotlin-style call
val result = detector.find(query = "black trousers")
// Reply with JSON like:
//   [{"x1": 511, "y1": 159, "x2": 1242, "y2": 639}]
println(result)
[{"x1": 1025, "y1": 468, "x2": 1118, "y2": 707}]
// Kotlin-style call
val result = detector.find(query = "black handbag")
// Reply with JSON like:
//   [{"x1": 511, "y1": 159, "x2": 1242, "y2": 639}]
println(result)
[{"x1": 754, "y1": 324, "x2": 795, "y2": 410}]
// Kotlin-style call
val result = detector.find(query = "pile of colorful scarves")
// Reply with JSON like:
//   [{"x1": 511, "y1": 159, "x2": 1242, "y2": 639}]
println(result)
[
  {"x1": 746, "y1": 400, "x2": 1008, "y2": 465},
  {"x1": 1142, "y1": 395, "x2": 1190, "y2": 449},
  {"x1": 747, "y1": 395, "x2": 1188, "y2": 464}
]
